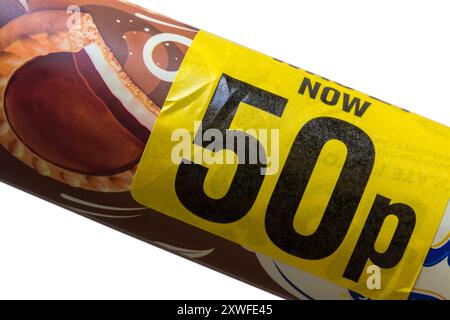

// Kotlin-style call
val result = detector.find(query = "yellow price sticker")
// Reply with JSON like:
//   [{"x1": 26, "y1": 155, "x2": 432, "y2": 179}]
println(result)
[{"x1": 131, "y1": 31, "x2": 450, "y2": 299}]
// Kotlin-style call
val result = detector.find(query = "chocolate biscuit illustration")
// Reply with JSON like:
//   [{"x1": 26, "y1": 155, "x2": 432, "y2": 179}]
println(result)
[{"x1": 0, "y1": 10, "x2": 159, "y2": 192}]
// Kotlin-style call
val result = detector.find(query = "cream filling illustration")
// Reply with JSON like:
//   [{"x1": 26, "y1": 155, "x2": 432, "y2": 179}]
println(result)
[{"x1": 84, "y1": 43, "x2": 157, "y2": 132}]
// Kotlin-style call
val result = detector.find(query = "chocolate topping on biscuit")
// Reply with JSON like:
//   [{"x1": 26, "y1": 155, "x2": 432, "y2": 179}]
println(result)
[{"x1": 5, "y1": 51, "x2": 146, "y2": 176}]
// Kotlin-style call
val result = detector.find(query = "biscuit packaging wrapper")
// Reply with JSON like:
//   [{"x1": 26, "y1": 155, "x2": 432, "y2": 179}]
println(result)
[{"x1": 0, "y1": 0, "x2": 449, "y2": 300}]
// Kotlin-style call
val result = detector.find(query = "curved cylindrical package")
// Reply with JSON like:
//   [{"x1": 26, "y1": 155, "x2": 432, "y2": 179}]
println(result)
[{"x1": 0, "y1": 0, "x2": 448, "y2": 300}]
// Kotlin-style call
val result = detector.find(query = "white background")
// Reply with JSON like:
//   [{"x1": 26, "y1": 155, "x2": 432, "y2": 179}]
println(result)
[{"x1": 0, "y1": 0, "x2": 449, "y2": 299}]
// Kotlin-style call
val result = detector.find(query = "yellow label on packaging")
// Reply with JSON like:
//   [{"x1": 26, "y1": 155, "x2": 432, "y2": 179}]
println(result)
[{"x1": 131, "y1": 30, "x2": 450, "y2": 300}]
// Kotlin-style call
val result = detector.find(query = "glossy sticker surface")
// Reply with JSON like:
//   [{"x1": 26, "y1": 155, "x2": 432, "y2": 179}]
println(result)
[{"x1": 132, "y1": 30, "x2": 450, "y2": 299}]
